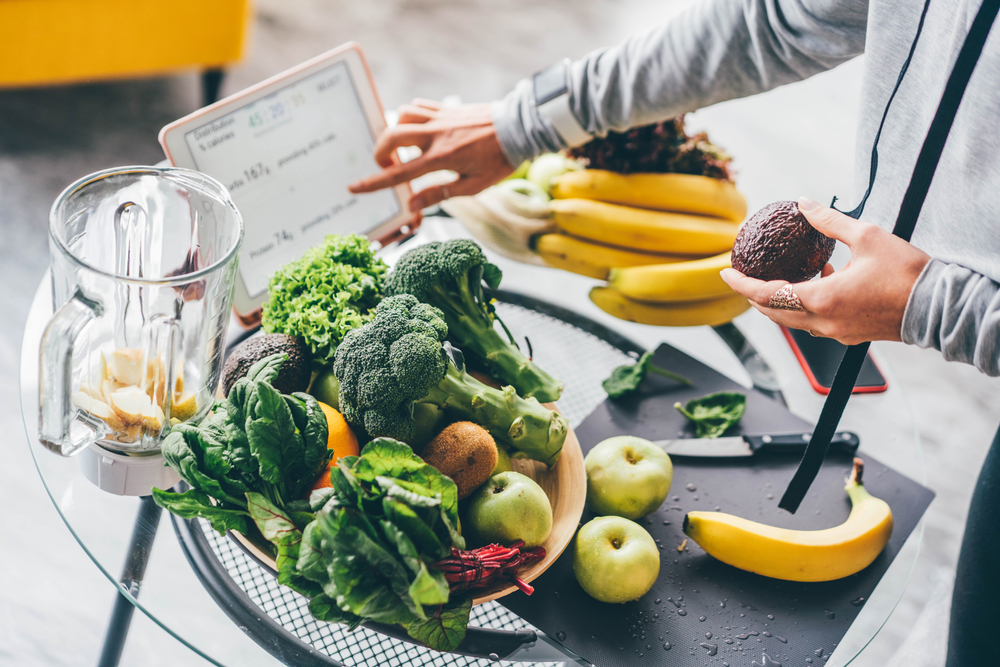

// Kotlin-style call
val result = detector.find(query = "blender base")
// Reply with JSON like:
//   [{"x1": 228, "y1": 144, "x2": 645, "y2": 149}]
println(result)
[{"x1": 80, "y1": 444, "x2": 181, "y2": 496}]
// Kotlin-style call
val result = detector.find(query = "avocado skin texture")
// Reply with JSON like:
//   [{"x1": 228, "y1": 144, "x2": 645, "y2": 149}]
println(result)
[
  {"x1": 731, "y1": 200, "x2": 835, "y2": 283},
  {"x1": 222, "y1": 334, "x2": 311, "y2": 397}
]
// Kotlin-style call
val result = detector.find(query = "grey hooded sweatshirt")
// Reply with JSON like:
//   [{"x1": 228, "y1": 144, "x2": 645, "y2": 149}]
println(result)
[{"x1": 492, "y1": 0, "x2": 1000, "y2": 377}]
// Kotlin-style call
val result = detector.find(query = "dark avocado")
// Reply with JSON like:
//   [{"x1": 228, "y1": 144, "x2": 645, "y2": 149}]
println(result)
[
  {"x1": 222, "y1": 334, "x2": 311, "y2": 396},
  {"x1": 731, "y1": 200, "x2": 835, "y2": 283}
]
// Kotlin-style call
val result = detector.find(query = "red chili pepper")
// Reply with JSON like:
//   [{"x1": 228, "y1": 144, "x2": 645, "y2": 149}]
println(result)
[{"x1": 433, "y1": 541, "x2": 546, "y2": 596}]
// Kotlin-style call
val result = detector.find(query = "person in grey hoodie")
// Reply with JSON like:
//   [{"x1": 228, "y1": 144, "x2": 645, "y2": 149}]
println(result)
[{"x1": 349, "y1": 1, "x2": 998, "y2": 663}]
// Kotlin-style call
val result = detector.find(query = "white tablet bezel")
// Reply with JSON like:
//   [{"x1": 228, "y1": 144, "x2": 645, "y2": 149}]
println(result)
[{"x1": 159, "y1": 42, "x2": 413, "y2": 326}]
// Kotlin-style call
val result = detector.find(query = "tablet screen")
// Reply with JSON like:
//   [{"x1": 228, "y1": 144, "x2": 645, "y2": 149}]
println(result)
[{"x1": 183, "y1": 61, "x2": 401, "y2": 298}]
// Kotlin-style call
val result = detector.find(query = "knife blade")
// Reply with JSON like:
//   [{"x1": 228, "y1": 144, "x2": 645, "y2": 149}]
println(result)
[
  {"x1": 712, "y1": 323, "x2": 786, "y2": 406},
  {"x1": 654, "y1": 431, "x2": 860, "y2": 458}
]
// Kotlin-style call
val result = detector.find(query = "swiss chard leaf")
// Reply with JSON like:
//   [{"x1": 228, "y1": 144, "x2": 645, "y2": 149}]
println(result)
[
  {"x1": 297, "y1": 519, "x2": 329, "y2": 583},
  {"x1": 309, "y1": 594, "x2": 364, "y2": 629},
  {"x1": 408, "y1": 564, "x2": 450, "y2": 607},
  {"x1": 382, "y1": 497, "x2": 447, "y2": 560},
  {"x1": 150, "y1": 487, "x2": 249, "y2": 535},
  {"x1": 352, "y1": 438, "x2": 428, "y2": 481},
  {"x1": 674, "y1": 391, "x2": 747, "y2": 438},
  {"x1": 247, "y1": 492, "x2": 302, "y2": 546},
  {"x1": 405, "y1": 597, "x2": 473, "y2": 653}
]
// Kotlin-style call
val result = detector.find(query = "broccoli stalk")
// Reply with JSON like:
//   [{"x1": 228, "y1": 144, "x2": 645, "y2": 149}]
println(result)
[
  {"x1": 334, "y1": 295, "x2": 568, "y2": 466},
  {"x1": 384, "y1": 239, "x2": 564, "y2": 403}
]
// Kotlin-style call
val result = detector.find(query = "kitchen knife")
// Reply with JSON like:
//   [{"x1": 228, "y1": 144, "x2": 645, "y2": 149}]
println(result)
[
  {"x1": 712, "y1": 323, "x2": 785, "y2": 406},
  {"x1": 655, "y1": 431, "x2": 860, "y2": 458}
]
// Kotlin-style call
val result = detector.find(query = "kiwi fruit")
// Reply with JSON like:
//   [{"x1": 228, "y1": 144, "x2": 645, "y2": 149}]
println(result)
[
  {"x1": 420, "y1": 422, "x2": 499, "y2": 499},
  {"x1": 731, "y1": 200, "x2": 835, "y2": 283}
]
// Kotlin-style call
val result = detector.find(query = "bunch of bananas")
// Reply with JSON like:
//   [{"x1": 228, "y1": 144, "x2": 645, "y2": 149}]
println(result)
[{"x1": 533, "y1": 168, "x2": 752, "y2": 327}]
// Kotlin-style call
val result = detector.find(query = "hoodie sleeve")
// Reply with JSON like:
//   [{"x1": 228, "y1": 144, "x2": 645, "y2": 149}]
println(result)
[{"x1": 492, "y1": 0, "x2": 869, "y2": 166}]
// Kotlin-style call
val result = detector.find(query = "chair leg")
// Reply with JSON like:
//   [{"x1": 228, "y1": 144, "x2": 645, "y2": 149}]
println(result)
[{"x1": 201, "y1": 69, "x2": 226, "y2": 106}]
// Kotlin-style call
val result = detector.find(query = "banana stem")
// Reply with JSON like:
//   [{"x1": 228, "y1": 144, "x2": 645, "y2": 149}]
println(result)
[{"x1": 849, "y1": 457, "x2": 865, "y2": 486}]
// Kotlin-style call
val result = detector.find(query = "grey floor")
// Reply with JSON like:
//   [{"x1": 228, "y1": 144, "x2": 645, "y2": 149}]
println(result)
[{"x1": 2, "y1": 1, "x2": 999, "y2": 666}]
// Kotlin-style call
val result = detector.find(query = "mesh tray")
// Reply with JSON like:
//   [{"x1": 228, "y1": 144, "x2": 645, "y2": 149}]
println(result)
[{"x1": 172, "y1": 291, "x2": 643, "y2": 666}]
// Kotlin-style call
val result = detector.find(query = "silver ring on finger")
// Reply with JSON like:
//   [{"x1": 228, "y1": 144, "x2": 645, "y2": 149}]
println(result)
[
  {"x1": 808, "y1": 329, "x2": 818, "y2": 337},
  {"x1": 768, "y1": 284, "x2": 805, "y2": 312}
]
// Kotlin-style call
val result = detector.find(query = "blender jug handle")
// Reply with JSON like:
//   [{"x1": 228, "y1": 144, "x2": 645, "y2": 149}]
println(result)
[{"x1": 38, "y1": 288, "x2": 103, "y2": 457}]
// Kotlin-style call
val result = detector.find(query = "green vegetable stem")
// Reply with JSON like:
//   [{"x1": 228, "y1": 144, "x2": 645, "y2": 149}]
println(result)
[
  {"x1": 334, "y1": 294, "x2": 567, "y2": 467},
  {"x1": 384, "y1": 239, "x2": 564, "y2": 403},
  {"x1": 262, "y1": 234, "x2": 387, "y2": 367},
  {"x1": 602, "y1": 351, "x2": 690, "y2": 399},
  {"x1": 674, "y1": 391, "x2": 747, "y2": 438}
]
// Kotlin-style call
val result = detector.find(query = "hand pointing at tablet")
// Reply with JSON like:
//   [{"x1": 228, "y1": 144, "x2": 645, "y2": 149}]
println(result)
[{"x1": 348, "y1": 100, "x2": 512, "y2": 212}]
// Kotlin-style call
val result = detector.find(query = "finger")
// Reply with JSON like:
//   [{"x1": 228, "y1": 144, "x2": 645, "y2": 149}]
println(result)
[
  {"x1": 409, "y1": 176, "x2": 488, "y2": 211},
  {"x1": 348, "y1": 155, "x2": 437, "y2": 194},
  {"x1": 411, "y1": 98, "x2": 442, "y2": 111},
  {"x1": 720, "y1": 268, "x2": 793, "y2": 307},
  {"x1": 797, "y1": 197, "x2": 871, "y2": 247},
  {"x1": 748, "y1": 300, "x2": 817, "y2": 331},
  {"x1": 397, "y1": 104, "x2": 436, "y2": 124},
  {"x1": 372, "y1": 126, "x2": 434, "y2": 167},
  {"x1": 820, "y1": 263, "x2": 835, "y2": 278}
]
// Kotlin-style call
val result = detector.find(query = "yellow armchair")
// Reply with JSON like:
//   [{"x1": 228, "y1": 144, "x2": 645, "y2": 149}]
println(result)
[{"x1": 0, "y1": 0, "x2": 251, "y2": 102}]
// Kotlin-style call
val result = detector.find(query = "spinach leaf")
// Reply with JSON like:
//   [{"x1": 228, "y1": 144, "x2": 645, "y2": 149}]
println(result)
[
  {"x1": 308, "y1": 488, "x2": 335, "y2": 512},
  {"x1": 404, "y1": 597, "x2": 473, "y2": 653},
  {"x1": 674, "y1": 391, "x2": 747, "y2": 438},
  {"x1": 245, "y1": 353, "x2": 287, "y2": 385},
  {"x1": 293, "y1": 391, "x2": 332, "y2": 491},
  {"x1": 602, "y1": 351, "x2": 690, "y2": 400},
  {"x1": 150, "y1": 487, "x2": 249, "y2": 535},
  {"x1": 247, "y1": 492, "x2": 322, "y2": 597},
  {"x1": 407, "y1": 564, "x2": 450, "y2": 607},
  {"x1": 160, "y1": 430, "x2": 243, "y2": 506},
  {"x1": 246, "y1": 381, "x2": 304, "y2": 499}
]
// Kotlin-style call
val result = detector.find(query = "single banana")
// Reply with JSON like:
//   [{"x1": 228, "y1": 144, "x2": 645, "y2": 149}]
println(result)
[
  {"x1": 607, "y1": 251, "x2": 734, "y2": 303},
  {"x1": 551, "y1": 169, "x2": 747, "y2": 222},
  {"x1": 590, "y1": 287, "x2": 750, "y2": 327},
  {"x1": 534, "y1": 233, "x2": 695, "y2": 280},
  {"x1": 684, "y1": 458, "x2": 893, "y2": 582},
  {"x1": 551, "y1": 198, "x2": 739, "y2": 255}
]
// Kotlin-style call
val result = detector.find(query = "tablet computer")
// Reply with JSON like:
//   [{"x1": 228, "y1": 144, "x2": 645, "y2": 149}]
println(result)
[{"x1": 159, "y1": 43, "x2": 414, "y2": 326}]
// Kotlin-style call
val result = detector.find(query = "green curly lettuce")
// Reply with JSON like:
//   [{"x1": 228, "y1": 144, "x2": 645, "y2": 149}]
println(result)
[{"x1": 262, "y1": 234, "x2": 387, "y2": 366}]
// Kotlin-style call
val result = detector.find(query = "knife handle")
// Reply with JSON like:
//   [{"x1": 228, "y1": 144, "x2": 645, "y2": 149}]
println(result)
[{"x1": 745, "y1": 431, "x2": 860, "y2": 455}]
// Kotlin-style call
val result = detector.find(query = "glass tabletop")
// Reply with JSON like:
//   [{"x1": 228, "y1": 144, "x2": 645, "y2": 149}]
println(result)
[{"x1": 20, "y1": 219, "x2": 926, "y2": 667}]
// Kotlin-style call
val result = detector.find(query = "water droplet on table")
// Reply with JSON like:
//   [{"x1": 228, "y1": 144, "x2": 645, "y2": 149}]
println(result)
[
  {"x1": 720, "y1": 600, "x2": 727, "y2": 608},
  {"x1": 673, "y1": 496, "x2": 680, "y2": 501},
  {"x1": 851, "y1": 597, "x2": 866, "y2": 607},
  {"x1": 663, "y1": 520, "x2": 671, "y2": 525},
  {"x1": 646, "y1": 644, "x2": 652, "y2": 650},
  {"x1": 654, "y1": 598, "x2": 661, "y2": 604},
  {"x1": 725, "y1": 638, "x2": 734, "y2": 644},
  {"x1": 700, "y1": 643, "x2": 719, "y2": 656},
  {"x1": 488, "y1": 653, "x2": 499, "y2": 662},
  {"x1": 556, "y1": 631, "x2": 566, "y2": 641},
  {"x1": 686, "y1": 483, "x2": 697, "y2": 491},
  {"x1": 825, "y1": 610, "x2": 836, "y2": 619},
  {"x1": 677, "y1": 609, "x2": 687, "y2": 616},
  {"x1": 738, "y1": 634, "x2": 750, "y2": 640},
  {"x1": 663, "y1": 642, "x2": 672, "y2": 650},
  {"x1": 763, "y1": 631, "x2": 772, "y2": 637},
  {"x1": 767, "y1": 493, "x2": 774, "y2": 499},
  {"x1": 706, "y1": 632, "x2": 713, "y2": 639},
  {"x1": 767, "y1": 614, "x2": 774, "y2": 619},
  {"x1": 815, "y1": 648, "x2": 824, "y2": 657},
  {"x1": 806, "y1": 659, "x2": 813, "y2": 664},
  {"x1": 699, "y1": 616, "x2": 706, "y2": 621},
  {"x1": 776, "y1": 636, "x2": 788, "y2": 643}
]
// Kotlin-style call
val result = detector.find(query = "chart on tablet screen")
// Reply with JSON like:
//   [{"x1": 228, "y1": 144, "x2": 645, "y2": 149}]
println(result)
[{"x1": 184, "y1": 60, "x2": 400, "y2": 297}]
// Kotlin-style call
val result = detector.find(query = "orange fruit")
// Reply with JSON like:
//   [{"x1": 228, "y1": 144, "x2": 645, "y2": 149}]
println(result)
[{"x1": 310, "y1": 401, "x2": 360, "y2": 491}]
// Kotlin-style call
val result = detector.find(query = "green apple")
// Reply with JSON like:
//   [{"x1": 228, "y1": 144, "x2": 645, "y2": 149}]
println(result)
[
  {"x1": 309, "y1": 368, "x2": 340, "y2": 410},
  {"x1": 573, "y1": 516, "x2": 660, "y2": 603},
  {"x1": 585, "y1": 436, "x2": 673, "y2": 520},
  {"x1": 462, "y1": 471, "x2": 552, "y2": 548},
  {"x1": 492, "y1": 444, "x2": 513, "y2": 475}
]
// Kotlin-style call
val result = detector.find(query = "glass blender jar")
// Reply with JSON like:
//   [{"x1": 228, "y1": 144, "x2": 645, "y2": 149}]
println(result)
[{"x1": 39, "y1": 166, "x2": 243, "y2": 495}]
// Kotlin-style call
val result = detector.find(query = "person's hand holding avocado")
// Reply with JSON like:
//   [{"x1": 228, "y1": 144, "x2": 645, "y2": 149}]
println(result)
[
  {"x1": 720, "y1": 197, "x2": 931, "y2": 345},
  {"x1": 348, "y1": 99, "x2": 512, "y2": 212}
]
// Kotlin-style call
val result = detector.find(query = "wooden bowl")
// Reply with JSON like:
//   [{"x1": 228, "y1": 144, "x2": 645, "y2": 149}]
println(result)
[{"x1": 230, "y1": 421, "x2": 587, "y2": 605}]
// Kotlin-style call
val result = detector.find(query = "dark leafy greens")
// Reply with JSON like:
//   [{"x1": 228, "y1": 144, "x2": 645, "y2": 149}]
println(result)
[
  {"x1": 674, "y1": 391, "x2": 747, "y2": 438},
  {"x1": 293, "y1": 438, "x2": 471, "y2": 652},
  {"x1": 152, "y1": 353, "x2": 331, "y2": 534},
  {"x1": 602, "y1": 351, "x2": 690, "y2": 399}
]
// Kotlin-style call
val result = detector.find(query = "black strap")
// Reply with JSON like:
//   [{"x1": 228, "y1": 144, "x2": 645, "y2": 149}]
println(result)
[{"x1": 780, "y1": 0, "x2": 1000, "y2": 513}]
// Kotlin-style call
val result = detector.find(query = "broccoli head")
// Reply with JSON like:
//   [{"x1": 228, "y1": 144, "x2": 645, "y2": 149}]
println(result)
[
  {"x1": 334, "y1": 294, "x2": 567, "y2": 466},
  {"x1": 384, "y1": 239, "x2": 564, "y2": 403}
]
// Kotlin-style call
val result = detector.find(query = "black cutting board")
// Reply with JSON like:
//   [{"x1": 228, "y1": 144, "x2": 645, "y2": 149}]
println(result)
[{"x1": 501, "y1": 344, "x2": 935, "y2": 667}]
